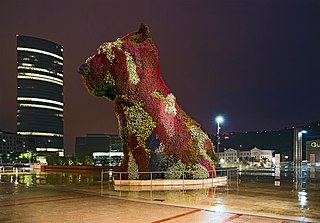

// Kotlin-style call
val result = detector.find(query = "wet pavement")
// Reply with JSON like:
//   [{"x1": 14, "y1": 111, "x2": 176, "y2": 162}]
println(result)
[{"x1": 0, "y1": 166, "x2": 320, "y2": 222}]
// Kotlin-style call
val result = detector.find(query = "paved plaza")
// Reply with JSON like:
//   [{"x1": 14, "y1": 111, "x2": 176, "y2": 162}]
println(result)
[{"x1": 1, "y1": 183, "x2": 319, "y2": 223}]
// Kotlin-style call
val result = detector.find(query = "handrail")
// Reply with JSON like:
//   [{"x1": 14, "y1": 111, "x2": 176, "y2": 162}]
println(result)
[
  {"x1": 102, "y1": 167, "x2": 238, "y2": 175},
  {"x1": 100, "y1": 168, "x2": 239, "y2": 191}
]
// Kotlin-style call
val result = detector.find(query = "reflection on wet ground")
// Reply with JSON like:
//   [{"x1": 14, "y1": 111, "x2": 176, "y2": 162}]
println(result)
[{"x1": 1, "y1": 165, "x2": 320, "y2": 221}]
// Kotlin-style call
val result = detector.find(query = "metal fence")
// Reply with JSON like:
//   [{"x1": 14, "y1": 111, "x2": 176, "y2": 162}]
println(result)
[{"x1": 100, "y1": 167, "x2": 238, "y2": 193}]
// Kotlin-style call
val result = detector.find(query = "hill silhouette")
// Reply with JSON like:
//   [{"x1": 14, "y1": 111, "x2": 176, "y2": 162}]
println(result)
[{"x1": 215, "y1": 121, "x2": 320, "y2": 159}]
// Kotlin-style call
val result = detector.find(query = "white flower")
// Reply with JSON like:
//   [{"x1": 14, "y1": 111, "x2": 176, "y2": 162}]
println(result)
[
  {"x1": 98, "y1": 38, "x2": 123, "y2": 63},
  {"x1": 155, "y1": 143, "x2": 165, "y2": 154},
  {"x1": 190, "y1": 125, "x2": 212, "y2": 161},
  {"x1": 152, "y1": 90, "x2": 177, "y2": 116},
  {"x1": 190, "y1": 125, "x2": 209, "y2": 149},
  {"x1": 125, "y1": 51, "x2": 140, "y2": 84},
  {"x1": 165, "y1": 93, "x2": 177, "y2": 116}
]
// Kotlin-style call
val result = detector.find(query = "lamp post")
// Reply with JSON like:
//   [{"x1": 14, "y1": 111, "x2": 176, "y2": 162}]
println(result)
[
  {"x1": 293, "y1": 128, "x2": 307, "y2": 166},
  {"x1": 215, "y1": 116, "x2": 224, "y2": 156}
]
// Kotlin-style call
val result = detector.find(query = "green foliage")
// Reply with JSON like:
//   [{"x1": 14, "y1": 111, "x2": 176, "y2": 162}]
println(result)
[
  {"x1": 57, "y1": 157, "x2": 68, "y2": 166},
  {"x1": 45, "y1": 156, "x2": 94, "y2": 166},
  {"x1": 128, "y1": 153, "x2": 139, "y2": 180},
  {"x1": 83, "y1": 156, "x2": 94, "y2": 165},
  {"x1": 207, "y1": 148, "x2": 217, "y2": 162},
  {"x1": 1, "y1": 152, "x2": 19, "y2": 163},
  {"x1": 184, "y1": 164, "x2": 209, "y2": 179},
  {"x1": 158, "y1": 155, "x2": 176, "y2": 171},
  {"x1": 93, "y1": 83, "x2": 116, "y2": 101},
  {"x1": 124, "y1": 102, "x2": 156, "y2": 154},
  {"x1": 19, "y1": 152, "x2": 37, "y2": 163},
  {"x1": 164, "y1": 160, "x2": 186, "y2": 179},
  {"x1": 191, "y1": 164, "x2": 209, "y2": 179},
  {"x1": 46, "y1": 156, "x2": 57, "y2": 165},
  {"x1": 184, "y1": 165, "x2": 195, "y2": 179}
]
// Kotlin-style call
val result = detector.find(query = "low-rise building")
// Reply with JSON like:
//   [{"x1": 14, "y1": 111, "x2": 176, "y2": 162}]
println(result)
[
  {"x1": 0, "y1": 130, "x2": 27, "y2": 155},
  {"x1": 218, "y1": 147, "x2": 274, "y2": 163},
  {"x1": 306, "y1": 139, "x2": 320, "y2": 164},
  {"x1": 75, "y1": 134, "x2": 123, "y2": 166},
  {"x1": 218, "y1": 148, "x2": 238, "y2": 162},
  {"x1": 249, "y1": 147, "x2": 274, "y2": 161}
]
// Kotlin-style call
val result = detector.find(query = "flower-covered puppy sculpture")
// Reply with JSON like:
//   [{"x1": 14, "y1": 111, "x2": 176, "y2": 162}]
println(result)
[{"x1": 80, "y1": 24, "x2": 216, "y2": 179}]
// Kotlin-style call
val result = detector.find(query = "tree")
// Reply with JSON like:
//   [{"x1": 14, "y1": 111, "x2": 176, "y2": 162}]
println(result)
[
  {"x1": 128, "y1": 153, "x2": 139, "y2": 180},
  {"x1": 19, "y1": 152, "x2": 37, "y2": 163}
]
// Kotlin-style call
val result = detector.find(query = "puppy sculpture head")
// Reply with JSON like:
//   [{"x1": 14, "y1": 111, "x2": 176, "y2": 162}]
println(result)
[{"x1": 79, "y1": 23, "x2": 155, "y2": 101}]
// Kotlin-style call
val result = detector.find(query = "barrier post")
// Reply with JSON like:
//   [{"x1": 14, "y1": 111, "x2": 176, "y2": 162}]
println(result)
[{"x1": 101, "y1": 170, "x2": 104, "y2": 195}]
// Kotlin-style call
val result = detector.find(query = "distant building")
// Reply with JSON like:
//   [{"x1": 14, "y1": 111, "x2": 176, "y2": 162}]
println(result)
[
  {"x1": 218, "y1": 148, "x2": 238, "y2": 162},
  {"x1": 0, "y1": 130, "x2": 27, "y2": 155},
  {"x1": 239, "y1": 150, "x2": 251, "y2": 160},
  {"x1": 218, "y1": 147, "x2": 274, "y2": 163},
  {"x1": 249, "y1": 147, "x2": 274, "y2": 161},
  {"x1": 75, "y1": 134, "x2": 123, "y2": 166},
  {"x1": 306, "y1": 139, "x2": 320, "y2": 164},
  {"x1": 17, "y1": 35, "x2": 64, "y2": 157}
]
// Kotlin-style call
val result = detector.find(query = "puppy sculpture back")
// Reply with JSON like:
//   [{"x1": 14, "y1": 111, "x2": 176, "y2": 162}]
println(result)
[{"x1": 80, "y1": 24, "x2": 216, "y2": 179}]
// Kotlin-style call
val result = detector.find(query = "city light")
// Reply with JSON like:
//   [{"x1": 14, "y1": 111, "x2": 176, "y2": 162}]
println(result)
[
  {"x1": 215, "y1": 115, "x2": 224, "y2": 155},
  {"x1": 216, "y1": 116, "x2": 224, "y2": 124}
]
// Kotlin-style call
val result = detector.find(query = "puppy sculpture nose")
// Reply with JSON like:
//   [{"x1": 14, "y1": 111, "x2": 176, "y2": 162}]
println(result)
[{"x1": 79, "y1": 63, "x2": 87, "y2": 75}]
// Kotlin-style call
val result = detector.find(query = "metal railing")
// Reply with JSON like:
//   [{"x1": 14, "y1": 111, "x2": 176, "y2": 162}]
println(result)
[
  {"x1": 0, "y1": 166, "x2": 30, "y2": 173},
  {"x1": 100, "y1": 167, "x2": 238, "y2": 193}
]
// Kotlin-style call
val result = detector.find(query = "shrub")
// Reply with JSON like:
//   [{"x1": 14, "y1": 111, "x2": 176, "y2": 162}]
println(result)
[
  {"x1": 199, "y1": 159, "x2": 215, "y2": 178},
  {"x1": 158, "y1": 155, "x2": 176, "y2": 171},
  {"x1": 128, "y1": 153, "x2": 139, "y2": 180},
  {"x1": 83, "y1": 156, "x2": 94, "y2": 166},
  {"x1": 192, "y1": 164, "x2": 209, "y2": 179},
  {"x1": 164, "y1": 160, "x2": 186, "y2": 179},
  {"x1": 184, "y1": 164, "x2": 209, "y2": 179}
]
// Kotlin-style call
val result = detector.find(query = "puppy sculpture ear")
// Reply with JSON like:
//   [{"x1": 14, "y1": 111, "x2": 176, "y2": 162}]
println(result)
[
  {"x1": 138, "y1": 23, "x2": 151, "y2": 37},
  {"x1": 132, "y1": 23, "x2": 152, "y2": 43}
]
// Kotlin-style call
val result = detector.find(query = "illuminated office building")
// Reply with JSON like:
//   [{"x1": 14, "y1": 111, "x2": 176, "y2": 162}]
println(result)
[
  {"x1": 17, "y1": 35, "x2": 64, "y2": 157},
  {"x1": 0, "y1": 130, "x2": 26, "y2": 155},
  {"x1": 75, "y1": 134, "x2": 123, "y2": 166}
]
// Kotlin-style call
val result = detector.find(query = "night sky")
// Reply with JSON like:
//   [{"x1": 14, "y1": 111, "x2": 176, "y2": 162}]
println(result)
[{"x1": 0, "y1": 0, "x2": 319, "y2": 155}]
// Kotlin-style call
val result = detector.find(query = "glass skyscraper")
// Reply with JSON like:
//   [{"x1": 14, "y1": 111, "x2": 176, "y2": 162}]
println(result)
[{"x1": 17, "y1": 35, "x2": 64, "y2": 157}]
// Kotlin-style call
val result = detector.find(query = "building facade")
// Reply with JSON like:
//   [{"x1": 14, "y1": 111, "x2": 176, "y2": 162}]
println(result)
[
  {"x1": 306, "y1": 139, "x2": 320, "y2": 164},
  {"x1": 218, "y1": 147, "x2": 274, "y2": 163},
  {"x1": 75, "y1": 134, "x2": 123, "y2": 166},
  {"x1": 0, "y1": 130, "x2": 27, "y2": 155},
  {"x1": 218, "y1": 148, "x2": 238, "y2": 162},
  {"x1": 17, "y1": 35, "x2": 64, "y2": 157}
]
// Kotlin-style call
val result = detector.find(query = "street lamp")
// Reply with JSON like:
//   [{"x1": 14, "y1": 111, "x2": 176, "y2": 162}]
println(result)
[
  {"x1": 299, "y1": 130, "x2": 307, "y2": 163},
  {"x1": 215, "y1": 116, "x2": 224, "y2": 155},
  {"x1": 293, "y1": 128, "x2": 307, "y2": 165}
]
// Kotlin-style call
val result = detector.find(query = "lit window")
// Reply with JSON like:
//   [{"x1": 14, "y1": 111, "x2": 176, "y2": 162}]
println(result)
[
  {"x1": 18, "y1": 73, "x2": 63, "y2": 86},
  {"x1": 53, "y1": 60, "x2": 63, "y2": 66},
  {"x1": 17, "y1": 97, "x2": 63, "y2": 106},
  {"x1": 20, "y1": 63, "x2": 33, "y2": 67},
  {"x1": 17, "y1": 132, "x2": 63, "y2": 137},
  {"x1": 18, "y1": 103, "x2": 63, "y2": 112},
  {"x1": 17, "y1": 47, "x2": 63, "y2": 60},
  {"x1": 17, "y1": 66, "x2": 63, "y2": 78}
]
